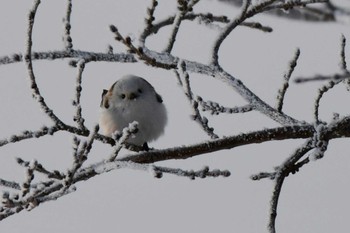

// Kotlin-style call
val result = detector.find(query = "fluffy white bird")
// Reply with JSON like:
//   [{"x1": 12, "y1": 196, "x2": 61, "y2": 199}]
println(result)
[{"x1": 99, "y1": 75, "x2": 167, "y2": 147}]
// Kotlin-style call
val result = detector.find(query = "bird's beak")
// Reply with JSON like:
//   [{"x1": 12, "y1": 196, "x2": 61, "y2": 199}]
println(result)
[{"x1": 128, "y1": 92, "x2": 139, "y2": 100}]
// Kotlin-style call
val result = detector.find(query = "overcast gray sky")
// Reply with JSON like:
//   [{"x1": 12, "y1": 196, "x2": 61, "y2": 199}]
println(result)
[{"x1": 0, "y1": 0, "x2": 349, "y2": 232}]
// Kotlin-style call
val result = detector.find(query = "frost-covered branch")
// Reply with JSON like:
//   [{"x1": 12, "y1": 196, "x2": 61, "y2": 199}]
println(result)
[
  {"x1": 211, "y1": 0, "x2": 251, "y2": 66},
  {"x1": 152, "y1": 165, "x2": 231, "y2": 179},
  {"x1": 4, "y1": 115, "x2": 349, "y2": 221},
  {"x1": 217, "y1": 70, "x2": 300, "y2": 125},
  {"x1": 294, "y1": 73, "x2": 350, "y2": 83},
  {"x1": 0, "y1": 49, "x2": 136, "y2": 66},
  {"x1": 163, "y1": 0, "x2": 200, "y2": 53},
  {"x1": 276, "y1": 48, "x2": 300, "y2": 113},
  {"x1": 141, "y1": 12, "x2": 272, "y2": 43},
  {"x1": 340, "y1": 35, "x2": 350, "y2": 89},
  {"x1": 295, "y1": 35, "x2": 350, "y2": 83},
  {"x1": 197, "y1": 96, "x2": 253, "y2": 115},
  {"x1": 0, "y1": 126, "x2": 59, "y2": 147},
  {"x1": 25, "y1": 0, "x2": 63, "y2": 127},
  {"x1": 268, "y1": 139, "x2": 314, "y2": 233},
  {"x1": 72, "y1": 60, "x2": 88, "y2": 131},
  {"x1": 218, "y1": 0, "x2": 342, "y2": 22},
  {"x1": 63, "y1": 0, "x2": 73, "y2": 50},
  {"x1": 0, "y1": 157, "x2": 230, "y2": 221},
  {"x1": 107, "y1": 122, "x2": 139, "y2": 162},
  {"x1": 176, "y1": 61, "x2": 219, "y2": 139},
  {"x1": 314, "y1": 80, "x2": 341, "y2": 123},
  {"x1": 340, "y1": 34, "x2": 349, "y2": 73},
  {"x1": 64, "y1": 125, "x2": 99, "y2": 188},
  {"x1": 109, "y1": 25, "x2": 176, "y2": 69}
]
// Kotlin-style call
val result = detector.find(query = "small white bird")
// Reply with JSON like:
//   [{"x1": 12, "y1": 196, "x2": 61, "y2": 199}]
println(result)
[{"x1": 99, "y1": 75, "x2": 167, "y2": 147}]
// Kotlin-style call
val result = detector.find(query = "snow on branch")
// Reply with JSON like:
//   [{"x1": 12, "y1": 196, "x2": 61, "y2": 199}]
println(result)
[
  {"x1": 163, "y1": 0, "x2": 200, "y2": 53},
  {"x1": 276, "y1": 48, "x2": 300, "y2": 113},
  {"x1": 175, "y1": 61, "x2": 219, "y2": 139},
  {"x1": 295, "y1": 35, "x2": 350, "y2": 83},
  {"x1": 72, "y1": 60, "x2": 88, "y2": 131},
  {"x1": 267, "y1": 139, "x2": 315, "y2": 233},
  {"x1": 196, "y1": 96, "x2": 254, "y2": 115},
  {"x1": 151, "y1": 165, "x2": 231, "y2": 179},
  {"x1": 63, "y1": 0, "x2": 73, "y2": 51}
]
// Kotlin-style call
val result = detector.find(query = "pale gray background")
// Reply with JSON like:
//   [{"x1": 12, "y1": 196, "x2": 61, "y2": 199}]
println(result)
[{"x1": 0, "y1": 0, "x2": 349, "y2": 232}]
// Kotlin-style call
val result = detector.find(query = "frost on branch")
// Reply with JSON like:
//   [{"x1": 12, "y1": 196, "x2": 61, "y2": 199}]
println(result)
[{"x1": 0, "y1": 0, "x2": 350, "y2": 232}]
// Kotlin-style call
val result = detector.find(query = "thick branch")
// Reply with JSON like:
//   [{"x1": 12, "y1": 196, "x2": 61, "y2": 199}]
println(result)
[{"x1": 120, "y1": 125, "x2": 315, "y2": 163}]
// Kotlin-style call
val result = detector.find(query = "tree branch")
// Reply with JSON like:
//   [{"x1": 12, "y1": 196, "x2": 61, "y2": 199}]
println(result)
[{"x1": 276, "y1": 48, "x2": 300, "y2": 113}]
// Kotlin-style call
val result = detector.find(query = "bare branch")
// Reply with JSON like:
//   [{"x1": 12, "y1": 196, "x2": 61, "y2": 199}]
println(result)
[
  {"x1": 145, "y1": 0, "x2": 158, "y2": 30},
  {"x1": 63, "y1": 0, "x2": 73, "y2": 50},
  {"x1": 340, "y1": 34, "x2": 348, "y2": 72},
  {"x1": 120, "y1": 125, "x2": 318, "y2": 163},
  {"x1": 219, "y1": 0, "x2": 337, "y2": 21},
  {"x1": 24, "y1": 0, "x2": 65, "y2": 127},
  {"x1": 339, "y1": 35, "x2": 350, "y2": 90},
  {"x1": 268, "y1": 139, "x2": 314, "y2": 233},
  {"x1": 0, "y1": 50, "x2": 136, "y2": 66},
  {"x1": 294, "y1": 73, "x2": 350, "y2": 83},
  {"x1": 217, "y1": 70, "x2": 301, "y2": 125},
  {"x1": 20, "y1": 159, "x2": 37, "y2": 197},
  {"x1": 211, "y1": 0, "x2": 252, "y2": 66},
  {"x1": 110, "y1": 25, "x2": 176, "y2": 69},
  {"x1": 0, "y1": 179, "x2": 21, "y2": 190},
  {"x1": 72, "y1": 60, "x2": 88, "y2": 131},
  {"x1": 314, "y1": 80, "x2": 341, "y2": 123},
  {"x1": 141, "y1": 12, "x2": 272, "y2": 42},
  {"x1": 152, "y1": 165, "x2": 231, "y2": 179},
  {"x1": 64, "y1": 125, "x2": 99, "y2": 188},
  {"x1": 197, "y1": 96, "x2": 254, "y2": 115},
  {"x1": 107, "y1": 122, "x2": 139, "y2": 162},
  {"x1": 276, "y1": 48, "x2": 300, "y2": 113},
  {"x1": 163, "y1": 0, "x2": 200, "y2": 53},
  {"x1": 0, "y1": 126, "x2": 59, "y2": 147},
  {"x1": 176, "y1": 61, "x2": 219, "y2": 139}
]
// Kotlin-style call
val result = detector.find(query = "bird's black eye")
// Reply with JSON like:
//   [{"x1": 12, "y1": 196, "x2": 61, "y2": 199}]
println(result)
[
  {"x1": 120, "y1": 94, "x2": 126, "y2": 99},
  {"x1": 137, "y1": 88, "x2": 142, "y2": 94}
]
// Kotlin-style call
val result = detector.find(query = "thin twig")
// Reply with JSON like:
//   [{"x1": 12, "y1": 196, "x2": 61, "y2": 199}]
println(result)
[
  {"x1": 340, "y1": 35, "x2": 348, "y2": 72},
  {"x1": 72, "y1": 60, "x2": 88, "y2": 130},
  {"x1": 63, "y1": 0, "x2": 73, "y2": 50},
  {"x1": 110, "y1": 25, "x2": 176, "y2": 69},
  {"x1": 24, "y1": 0, "x2": 64, "y2": 127},
  {"x1": 268, "y1": 139, "x2": 314, "y2": 233},
  {"x1": 108, "y1": 122, "x2": 139, "y2": 162},
  {"x1": 176, "y1": 61, "x2": 219, "y2": 139},
  {"x1": 314, "y1": 80, "x2": 341, "y2": 123},
  {"x1": 197, "y1": 96, "x2": 254, "y2": 115},
  {"x1": 141, "y1": 13, "x2": 272, "y2": 41},
  {"x1": 64, "y1": 125, "x2": 99, "y2": 188},
  {"x1": 152, "y1": 165, "x2": 230, "y2": 179},
  {"x1": 0, "y1": 179, "x2": 21, "y2": 190},
  {"x1": 163, "y1": 0, "x2": 200, "y2": 53},
  {"x1": 339, "y1": 35, "x2": 350, "y2": 90},
  {"x1": 20, "y1": 159, "x2": 37, "y2": 197},
  {"x1": 145, "y1": 0, "x2": 158, "y2": 30},
  {"x1": 218, "y1": 69, "x2": 301, "y2": 125},
  {"x1": 16, "y1": 158, "x2": 64, "y2": 180},
  {"x1": 276, "y1": 48, "x2": 300, "y2": 113},
  {"x1": 0, "y1": 126, "x2": 59, "y2": 147},
  {"x1": 294, "y1": 73, "x2": 350, "y2": 83},
  {"x1": 211, "y1": 0, "x2": 251, "y2": 66}
]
